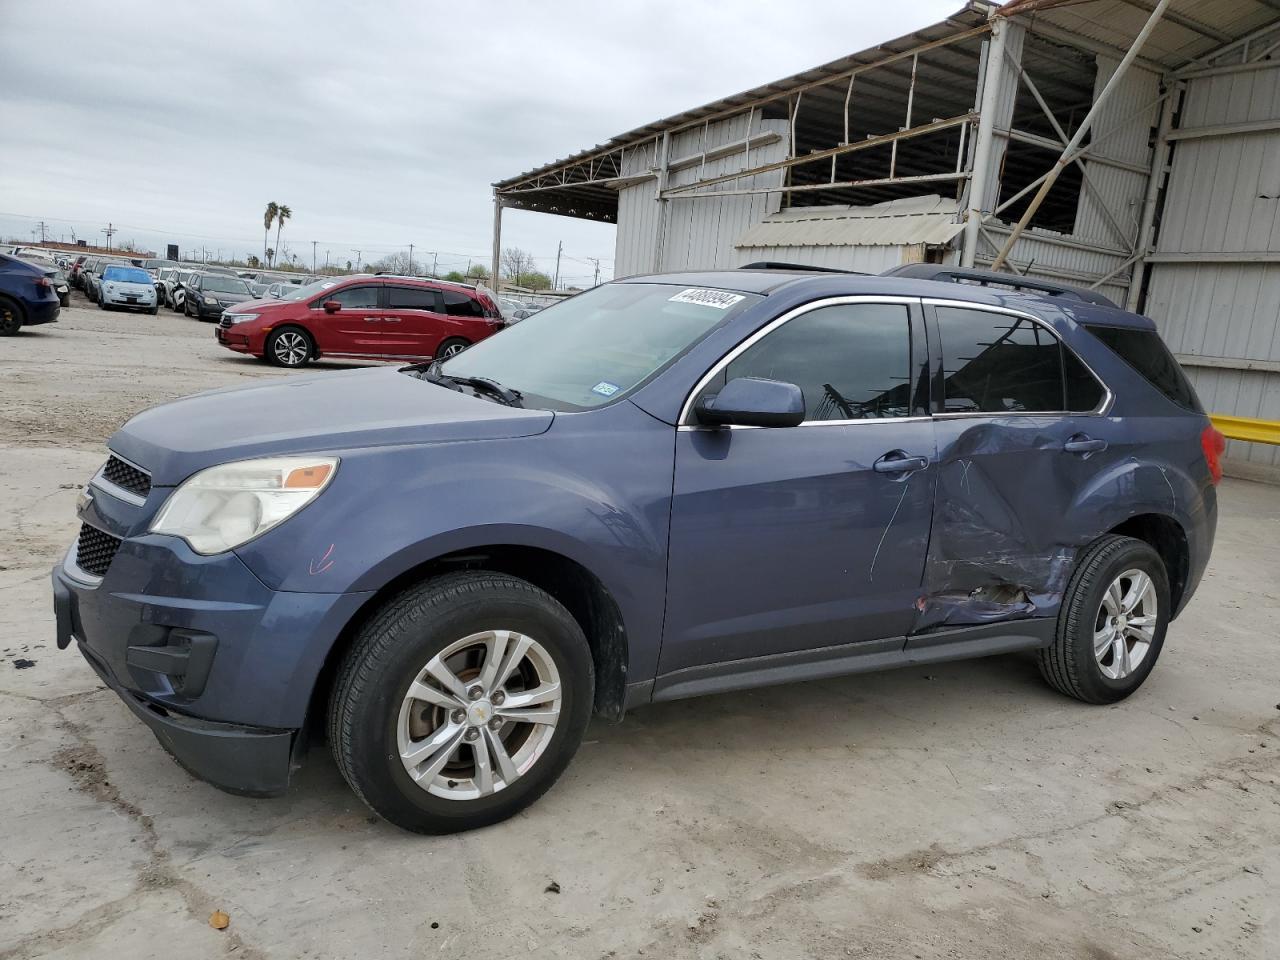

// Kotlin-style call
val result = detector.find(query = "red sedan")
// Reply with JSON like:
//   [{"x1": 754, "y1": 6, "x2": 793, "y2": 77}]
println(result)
[{"x1": 216, "y1": 275, "x2": 505, "y2": 367}]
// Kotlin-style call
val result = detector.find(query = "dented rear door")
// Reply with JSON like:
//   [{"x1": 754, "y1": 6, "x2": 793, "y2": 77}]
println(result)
[{"x1": 913, "y1": 301, "x2": 1117, "y2": 637}]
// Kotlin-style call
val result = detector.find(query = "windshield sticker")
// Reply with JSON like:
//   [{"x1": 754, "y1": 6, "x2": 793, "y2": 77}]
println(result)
[
  {"x1": 668, "y1": 288, "x2": 745, "y2": 309},
  {"x1": 591, "y1": 381, "x2": 621, "y2": 398}
]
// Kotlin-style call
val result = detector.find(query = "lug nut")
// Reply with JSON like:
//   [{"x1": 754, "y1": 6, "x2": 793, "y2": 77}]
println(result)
[
  {"x1": 464, "y1": 728, "x2": 480, "y2": 742},
  {"x1": 491, "y1": 691, "x2": 506, "y2": 706},
  {"x1": 488, "y1": 718, "x2": 503, "y2": 731},
  {"x1": 451, "y1": 709, "x2": 466, "y2": 724},
  {"x1": 468, "y1": 685, "x2": 484, "y2": 701}
]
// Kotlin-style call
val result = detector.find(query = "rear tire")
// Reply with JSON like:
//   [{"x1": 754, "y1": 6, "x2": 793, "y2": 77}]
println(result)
[
  {"x1": 328, "y1": 571, "x2": 594, "y2": 834},
  {"x1": 265, "y1": 326, "x2": 314, "y2": 367},
  {"x1": 0, "y1": 295, "x2": 24, "y2": 336},
  {"x1": 1038, "y1": 535, "x2": 1169, "y2": 704},
  {"x1": 437, "y1": 337, "x2": 470, "y2": 359}
]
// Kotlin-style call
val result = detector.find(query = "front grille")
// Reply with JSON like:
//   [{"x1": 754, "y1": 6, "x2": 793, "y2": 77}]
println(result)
[
  {"x1": 76, "y1": 524, "x2": 122, "y2": 578},
  {"x1": 102, "y1": 455, "x2": 151, "y2": 498}
]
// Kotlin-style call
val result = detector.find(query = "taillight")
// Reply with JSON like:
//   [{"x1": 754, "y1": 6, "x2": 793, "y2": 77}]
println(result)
[
  {"x1": 1200, "y1": 424, "x2": 1226, "y2": 485},
  {"x1": 35, "y1": 277, "x2": 51, "y2": 289}
]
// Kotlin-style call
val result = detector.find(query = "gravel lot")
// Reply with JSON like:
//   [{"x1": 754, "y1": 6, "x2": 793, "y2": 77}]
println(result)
[{"x1": 2, "y1": 294, "x2": 1278, "y2": 959}]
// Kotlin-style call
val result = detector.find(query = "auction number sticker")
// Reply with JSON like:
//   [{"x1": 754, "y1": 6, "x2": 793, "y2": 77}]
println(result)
[
  {"x1": 668, "y1": 288, "x2": 745, "y2": 309},
  {"x1": 592, "y1": 381, "x2": 621, "y2": 397}
]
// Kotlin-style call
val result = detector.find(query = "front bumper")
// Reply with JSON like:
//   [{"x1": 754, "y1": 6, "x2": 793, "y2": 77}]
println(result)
[
  {"x1": 51, "y1": 528, "x2": 371, "y2": 796},
  {"x1": 103, "y1": 290, "x2": 156, "y2": 308},
  {"x1": 191, "y1": 300, "x2": 227, "y2": 320}
]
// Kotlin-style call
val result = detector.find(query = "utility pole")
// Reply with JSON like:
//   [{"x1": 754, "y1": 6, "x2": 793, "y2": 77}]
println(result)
[
  {"x1": 352, "y1": 249, "x2": 362, "y2": 271},
  {"x1": 408, "y1": 243, "x2": 415, "y2": 275},
  {"x1": 431, "y1": 251, "x2": 438, "y2": 278},
  {"x1": 312, "y1": 240, "x2": 317, "y2": 272},
  {"x1": 36, "y1": 220, "x2": 48, "y2": 243},
  {"x1": 101, "y1": 222, "x2": 116, "y2": 251},
  {"x1": 553, "y1": 240, "x2": 562, "y2": 291},
  {"x1": 590, "y1": 257, "x2": 600, "y2": 287}
]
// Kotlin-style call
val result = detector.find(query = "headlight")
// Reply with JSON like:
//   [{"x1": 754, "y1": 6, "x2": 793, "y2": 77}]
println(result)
[
  {"x1": 150, "y1": 456, "x2": 338, "y2": 555},
  {"x1": 204, "y1": 295, "x2": 220, "y2": 305},
  {"x1": 224, "y1": 312, "x2": 260, "y2": 324}
]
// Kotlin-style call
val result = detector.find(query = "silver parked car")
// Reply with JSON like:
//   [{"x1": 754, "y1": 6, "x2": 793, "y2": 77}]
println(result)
[{"x1": 98, "y1": 264, "x2": 159, "y2": 314}]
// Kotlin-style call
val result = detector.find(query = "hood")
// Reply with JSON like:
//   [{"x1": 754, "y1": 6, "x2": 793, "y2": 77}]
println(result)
[{"x1": 109, "y1": 367, "x2": 555, "y2": 485}]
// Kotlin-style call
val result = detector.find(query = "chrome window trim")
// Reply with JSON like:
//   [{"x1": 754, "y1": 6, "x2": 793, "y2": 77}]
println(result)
[
  {"x1": 677, "y1": 295, "x2": 923, "y2": 428},
  {"x1": 89, "y1": 451, "x2": 150, "y2": 507},
  {"x1": 922, "y1": 298, "x2": 1114, "y2": 418}
]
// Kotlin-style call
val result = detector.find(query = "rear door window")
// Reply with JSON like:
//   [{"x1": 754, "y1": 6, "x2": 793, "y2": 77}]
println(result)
[
  {"x1": 935, "y1": 306, "x2": 1103, "y2": 414},
  {"x1": 1083, "y1": 324, "x2": 1202, "y2": 412},
  {"x1": 387, "y1": 285, "x2": 444, "y2": 312}
]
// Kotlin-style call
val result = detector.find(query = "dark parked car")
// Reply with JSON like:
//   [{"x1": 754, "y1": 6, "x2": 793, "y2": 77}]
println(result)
[
  {"x1": 20, "y1": 256, "x2": 71, "y2": 307},
  {"x1": 215, "y1": 274, "x2": 503, "y2": 366},
  {"x1": 183, "y1": 271, "x2": 254, "y2": 321},
  {"x1": 53, "y1": 266, "x2": 1221, "y2": 833},
  {"x1": 0, "y1": 252, "x2": 61, "y2": 334}
]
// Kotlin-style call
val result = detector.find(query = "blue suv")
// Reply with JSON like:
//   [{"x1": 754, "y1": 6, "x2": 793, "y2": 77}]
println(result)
[{"x1": 52, "y1": 265, "x2": 1222, "y2": 833}]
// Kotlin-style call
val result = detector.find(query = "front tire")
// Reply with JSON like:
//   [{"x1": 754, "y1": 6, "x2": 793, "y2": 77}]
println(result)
[
  {"x1": 1039, "y1": 535, "x2": 1169, "y2": 704},
  {"x1": 265, "y1": 326, "x2": 314, "y2": 367},
  {"x1": 328, "y1": 572, "x2": 594, "y2": 834}
]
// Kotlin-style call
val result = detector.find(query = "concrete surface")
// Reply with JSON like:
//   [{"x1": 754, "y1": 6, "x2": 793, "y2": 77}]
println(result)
[{"x1": 1, "y1": 295, "x2": 1277, "y2": 959}]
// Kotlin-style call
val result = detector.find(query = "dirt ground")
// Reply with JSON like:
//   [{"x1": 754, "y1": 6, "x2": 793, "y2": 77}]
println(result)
[{"x1": 1, "y1": 294, "x2": 1278, "y2": 959}]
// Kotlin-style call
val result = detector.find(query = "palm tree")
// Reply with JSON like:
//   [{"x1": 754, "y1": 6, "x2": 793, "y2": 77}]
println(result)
[
  {"x1": 262, "y1": 202, "x2": 278, "y2": 265},
  {"x1": 273, "y1": 205, "x2": 292, "y2": 268}
]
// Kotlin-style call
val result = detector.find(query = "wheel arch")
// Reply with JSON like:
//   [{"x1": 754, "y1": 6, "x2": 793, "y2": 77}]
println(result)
[
  {"x1": 1105, "y1": 513, "x2": 1190, "y2": 616},
  {"x1": 309, "y1": 543, "x2": 631, "y2": 738}
]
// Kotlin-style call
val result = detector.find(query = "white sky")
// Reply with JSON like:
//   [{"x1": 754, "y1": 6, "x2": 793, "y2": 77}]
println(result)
[{"x1": 1, "y1": 0, "x2": 960, "y2": 286}]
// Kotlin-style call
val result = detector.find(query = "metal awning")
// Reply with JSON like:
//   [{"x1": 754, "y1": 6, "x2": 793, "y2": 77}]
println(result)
[{"x1": 735, "y1": 195, "x2": 965, "y2": 248}]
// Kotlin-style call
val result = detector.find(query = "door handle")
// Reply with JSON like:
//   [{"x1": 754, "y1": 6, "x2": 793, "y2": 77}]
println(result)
[
  {"x1": 381, "y1": 317, "x2": 401, "y2": 323},
  {"x1": 873, "y1": 451, "x2": 929, "y2": 474},
  {"x1": 364, "y1": 317, "x2": 381, "y2": 322},
  {"x1": 1064, "y1": 435, "x2": 1108, "y2": 454}
]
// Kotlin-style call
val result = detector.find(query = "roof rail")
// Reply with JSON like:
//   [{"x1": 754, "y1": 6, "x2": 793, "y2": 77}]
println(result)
[
  {"x1": 881, "y1": 263, "x2": 1117, "y2": 308},
  {"x1": 739, "y1": 261, "x2": 860, "y2": 275}
]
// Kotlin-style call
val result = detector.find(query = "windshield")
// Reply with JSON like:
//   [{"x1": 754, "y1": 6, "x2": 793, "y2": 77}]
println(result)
[
  {"x1": 439, "y1": 282, "x2": 760, "y2": 410},
  {"x1": 284, "y1": 278, "x2": 341, "y2": 301},
  {"x1": 103, "y1": 266, "x2": 151, "y2": 283},
  {"x1": 203, "y1": 275, "x2": 251, "y2": 294}
]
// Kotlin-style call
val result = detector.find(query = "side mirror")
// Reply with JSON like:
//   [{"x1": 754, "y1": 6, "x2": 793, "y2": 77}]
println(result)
[
  {"x1": 323, "y1": 299, "x2": 342, "y2": 313},
  {"x1": 695, "y1": 377, "x2": 805, "y2": 428}
]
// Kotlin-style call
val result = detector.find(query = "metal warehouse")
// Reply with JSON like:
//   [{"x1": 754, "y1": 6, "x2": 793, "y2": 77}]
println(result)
[{"x1": 493, "y1": 0, "x2": 1280, "y2": 481}]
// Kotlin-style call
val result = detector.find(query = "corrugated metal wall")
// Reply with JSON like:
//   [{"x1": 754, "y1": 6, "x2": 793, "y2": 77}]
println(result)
[
  {"x1": 1145, "y1": 62, "x2": 1280, "y2": 476},
  {"x1": 613, "y1": 115, "x2": 787, "y2": 278}
]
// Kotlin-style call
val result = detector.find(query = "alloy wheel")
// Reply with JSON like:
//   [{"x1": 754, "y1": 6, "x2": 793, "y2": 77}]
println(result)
[
  {"x1": 0, "y1": 304, "x2": 18, "y2": 335},
  {"x1": 1093, "y1": 568, "x2": 1158, "y2": 679},
  {"x1": 397, "y1": 629, "x2": 562, "y2": 801},
  {"x1": 272, "y1": 331, "x2": 309, "y2": 366},
  {"x1": 441, "y1": 340, "x2": 467, "y2": 357}
]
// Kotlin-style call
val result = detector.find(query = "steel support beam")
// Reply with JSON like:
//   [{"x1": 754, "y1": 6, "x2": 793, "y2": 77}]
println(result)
[
  {"x1": 663, "y1": 170, "x2": 968, "y2": 200},
  {"x1": 490, "y1": 195, "x2": 503, "y2": 292},
  {"x1": 660, "y1": 114, "x2": 974, "y2": 197},
  {"x1": 652, "y1": 131, "x2": 671, "y2": 271},
  {"x1": 990, "y1": 0, "x2": 1170, "y2": 271},
  {"x1": 962, "y1": 17, "x2": 1009, "y2": 267},
  {"x1": 1127, "y1": 84, "x2": 1180, "y2": 310}
]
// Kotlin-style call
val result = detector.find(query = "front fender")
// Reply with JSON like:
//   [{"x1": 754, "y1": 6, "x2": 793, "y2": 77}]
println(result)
[{"x1": 233, "y1": 402, "x2": 676, "y2": 681}]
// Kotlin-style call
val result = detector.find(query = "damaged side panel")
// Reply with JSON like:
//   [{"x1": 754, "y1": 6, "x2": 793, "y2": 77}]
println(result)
[{"x1": 912, "y1": 416, "x2": 1109, "y2": 636}]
